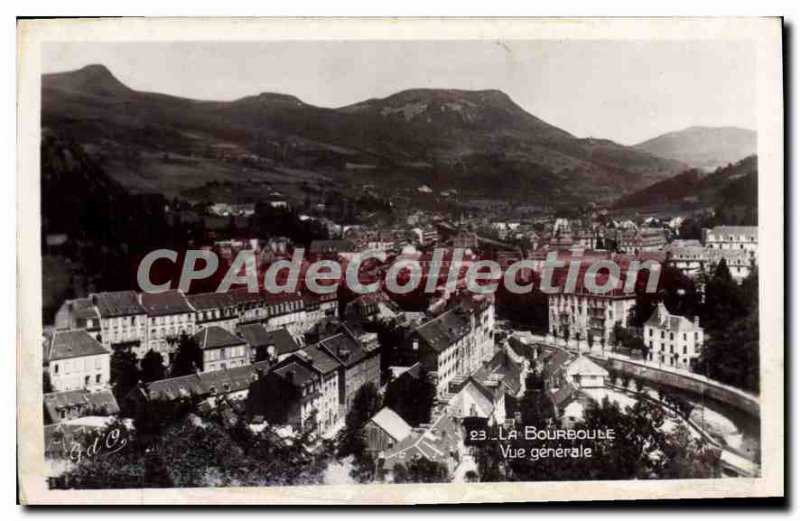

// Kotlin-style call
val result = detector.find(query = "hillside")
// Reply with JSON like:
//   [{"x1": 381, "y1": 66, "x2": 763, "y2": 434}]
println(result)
[
  {"x1": 41, "y1": 64, "x2": 685, "y2": 204},
  {"x1": 612, "y1": 155, "x2": 757, "y2": 222},
  {"x1": 634, "y1": 126, "x2": 756, "y2": 170}
]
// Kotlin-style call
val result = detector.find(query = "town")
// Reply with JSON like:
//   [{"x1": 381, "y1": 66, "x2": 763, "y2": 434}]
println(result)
[{"x1": 42, "y1": 188, "x2": 761, "y2": 486}]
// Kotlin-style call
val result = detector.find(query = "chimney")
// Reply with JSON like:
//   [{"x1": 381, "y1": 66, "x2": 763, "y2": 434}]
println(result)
[{"x1": 694, "y1": 316, "x2": 700, "y2": 328}]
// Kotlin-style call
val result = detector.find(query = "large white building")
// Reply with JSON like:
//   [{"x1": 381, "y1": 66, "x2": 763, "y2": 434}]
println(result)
[
  {"x1": 643, "y1": 303, "x2": 704, "y2": 370},
  {"x1": 140, "y1": 290, "x2": 197, "y2": 359},
  {"x1": 548, "y1": 289, "x2": 637, "y2": 346},
  {"x1": 703, "y1": 225, "x2": 758, "y2": 259},
  {"x1": 45, "y1": 329, "x2": 111, "y2": 392}
]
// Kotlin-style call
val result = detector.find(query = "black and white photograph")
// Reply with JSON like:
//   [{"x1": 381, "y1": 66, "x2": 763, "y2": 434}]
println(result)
[{"x1": 15, "y1": 17, "x2": 784, "y2": 505}]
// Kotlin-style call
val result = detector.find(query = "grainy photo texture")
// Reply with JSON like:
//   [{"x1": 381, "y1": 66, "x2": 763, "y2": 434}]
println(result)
[{"x1": 17, "y1": 18, "x2": 784, "y2": 504}]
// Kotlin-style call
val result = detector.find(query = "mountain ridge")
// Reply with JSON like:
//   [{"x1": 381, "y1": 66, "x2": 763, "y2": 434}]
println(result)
[
  {"x1": 634, "y1": 126, "x2": 756, "y2": 170},
  {"x1": 41, "y1": 64, "x2": 686, "y2": 203}
]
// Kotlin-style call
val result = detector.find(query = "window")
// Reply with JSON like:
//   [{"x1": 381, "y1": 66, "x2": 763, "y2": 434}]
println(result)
[
  {"x1": 54, "y1": 363, "x2": 59, "y2": 374},
  {"x1": 84, "y1": 376, "x2": 90, "y2": 386},
  {"x1": 96, "y1": 374, "x2": 101, "y2": 383}
]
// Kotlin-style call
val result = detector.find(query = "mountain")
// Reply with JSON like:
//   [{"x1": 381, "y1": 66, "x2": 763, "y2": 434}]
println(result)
[
  {"x1": 41, "y1": 64, "x2": 685, "y2": 203},
  {"x1": 613, "y1": 155, "x2": 757, "y2": 223},
  {"x1": 634, "y1": 126, "x2": 756, "y2": 170}
]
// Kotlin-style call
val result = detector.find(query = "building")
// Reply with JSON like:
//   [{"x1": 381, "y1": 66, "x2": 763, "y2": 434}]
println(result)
[
  {"x1": 235, "y1": 324, "x2": 301, "y2": 363},
  {"x1": 54, "y1": 297, "x2": 100, "y2": 337},
  {"x1": 667, "y1": 245, "x2": 754, "y2": 283},
  {"x1": 247, "y1": 360, "x2": 323, "y2": 437},
  {"x1": 140, "y1": 290, "x2": 196, "y2": 359},
  {"x1": 409, "y1": 306, "x2": 486, "y2": 398},
  {"x1": 92, "y1": 291, "x2": 148, "y2": 352},
  {"x1": 186, "y1": 291, "x2": 239, "y2": 332},
  {"x1": 563, "y1": 356, "x2": 608, "y2": 389},
  {"x1": 317, "y1": 328, "x2": 381, "y2": 415},
  {"x1": 194, "y1": 326, "x2": 251, "y2": 373},
  {"x1": 43, "y1": 388, "x2": 119, "y2": 424},
  {"x1": 548, "y1": 289, "x2": 636, "y2": 345},
  {"x1": 379, "y1": 414, "x2": 462, "y2": 481},
  {"x1": 643, "y1": 303, "x2": 704, "y2": 370},
  {"x1": 45, "y1": 329, "x2": 111, "y2": 392},
  {"x1": 364, "y1": 407, "x2": 413, "y2": 458},
  {"x1": 125, "y1": 361, "x2": 271, "y2": 415},
  {"x1": 703, "y1": 225, "x2": 758, "y2": 260},
  {"x1": 293, "y1": 347, "x2": 342, "y2": 434},
  {"x1": 616, "y1": 228, "x2": 668, "y2": 253}
]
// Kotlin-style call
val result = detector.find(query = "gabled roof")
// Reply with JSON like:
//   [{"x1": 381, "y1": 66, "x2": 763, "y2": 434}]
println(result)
[
  {"x1": 318, "y1": 331, "x2": 367, "y2": 368},
  {"x1": 186, "y1": 291, "x2": 235, "y2": 311},
  {"x1": 565, "y1": 356, "x2": 609, "y2": 378},
  {"x1": 193, "y1": 326, "x2": 248, "y2": 350},
  {"x1": 140, "y1": 290, "x2": 194, "y2": 316},
  {"x1": 43, "y1": 389, "x2": 120, "y2": 424},
  {"x1": 65, "y1": 298, "x2": 100, "y2": 321},
  {"x1": 541, "y1": 348, "x2": 573, "y2": 379},
  {"x1": 369, "y1": 407, "x2": 412, "y2": 443},
  {"x1": 142, "y1": 360, "x2": 270, "y2": 401},
  {"x1": 414, "y1": 307, "x2": 472, "y2": 354},
  {"x1": 300, "y1": 345, "x2": 342, "y2": 375},
  {"x1": 382, "y1": 414, "x2": 461, "y2": 470},
  {"x1": 235, "y1": 324, "x2": 299, "y2": 355},
  {"x1": 273, "y1": 362, "x2": 316, "y2": 387},
  {"x1": 46, "y1": 330, "x2": 109, "y2": 361},
  {"x1": 93, "y1": 291, "x2": 146, "y2": 317},
  {"x1": 547, "y1": 382, "x2": 578, "y2": 408},
  {"x1": 644, "y1": 304, "x2": 701, "y2": 332}
]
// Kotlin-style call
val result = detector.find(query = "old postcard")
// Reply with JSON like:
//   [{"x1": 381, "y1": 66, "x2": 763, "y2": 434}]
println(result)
[{"x1": 17, "y1": 17, "x2": 784, "y2": 504}]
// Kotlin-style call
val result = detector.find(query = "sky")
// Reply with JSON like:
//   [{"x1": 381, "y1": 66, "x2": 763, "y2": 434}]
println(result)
[{"x1": 42, "y1": 40, "x2": 756, "y2": 145}]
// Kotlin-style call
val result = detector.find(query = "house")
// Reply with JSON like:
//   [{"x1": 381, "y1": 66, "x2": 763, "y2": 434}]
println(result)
[
  {"x1": 447, "y1": 377, "x2": 505, "y2": 426},
  {"x1": 54, "y1": 297, "x2": 100, "y2": 338},
  {"x1": 643, "y1": 303, "x2": 704, "y2": 370},
  {"x1": 247, "y1": 361, "x2": 323, "y2": 437},
  {"x1": 140, "y1": 290, "x2": 196, "y2": 359},
  {"x1": 290, "y1": 347, "x2": 343, "y2": 434},
  {"x1": 564, "y1": 356, "x2": 608, "y2": 389},
  {"x1": 194, "y1": 326, "x2": 250, "y2": 373},
  {"x1": 409, "y1": 307, "x2": 484, "y2": 398},
  {"x1": 45, "y1": 329, "x2": 111, "y2": 392},
  {"x1": 317, "y1": 328, "x2": 381, "y2": 415},
  {"x1": 43, "y1": 388, "x2": 119, "y2": 424},
  {"x1": 379, "y1": 414, "x2": 463, "y2": 481},
  {"x1": 364, "y1": 407, "x2": 413, "y2": 457},
  {"x1": 92, "y1": 291, "x2": 148, "y2": 352},
  {"x1": 235, "y1": 324, "x2": 300, "y2": 363}
]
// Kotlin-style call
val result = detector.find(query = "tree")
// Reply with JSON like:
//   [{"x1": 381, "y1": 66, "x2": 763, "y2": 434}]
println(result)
[
  {"x1": 561, "y1": 324, "x2": 571, "y2": 348},
  {"x1": 695, "y1": 266, "x2": 759, "y2": 393},
  {"x1": 110, "y1": 348, "x2": 140, "y2": 400},
  {"x1": 171, "y1": 333, "x2": 203, "y2": 377},
  {"x1": 140, "y1": 350, "x2": 166, "y2": 383},
  {"x1": 336, "y1": 383, "x2": 381, "y2": 458},
  {"x1": 384, "y1": 373, "x2": 436, "y2": 427},
  {"x1": 393, "y1": 457, "x2": 448, "y2": 483}
]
